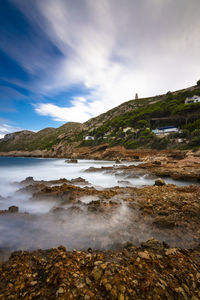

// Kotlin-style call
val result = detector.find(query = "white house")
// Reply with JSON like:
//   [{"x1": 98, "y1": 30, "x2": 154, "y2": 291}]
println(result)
[
  {"x1": 84, "y1": 136, "x2": 94, "y2": 141},
  {"x1": 152, "y1": 126, "x2": 178, "y2": 135},
  {"x1": 185, "y1": 95, "x2": 200, "y2": 104}
]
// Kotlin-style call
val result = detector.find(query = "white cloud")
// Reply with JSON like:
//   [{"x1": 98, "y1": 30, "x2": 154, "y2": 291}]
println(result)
[
  {"x1": 9, "y1": 0, "x2": 200, "y2": 123},
  {"x1": 35, "y1": 97, "x2": 93, "y2": 122}
]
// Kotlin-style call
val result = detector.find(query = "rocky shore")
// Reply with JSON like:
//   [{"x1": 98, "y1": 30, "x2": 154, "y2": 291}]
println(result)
[
  {"x1": 1, "y1": 147, "x2": 200, "y2": 182},
  {"x1": 0, "y1": 240, "x2": 200, "y2": 299},
  {"x1": 0, "y1": 180, "x2": 200, "y2": 298},
  {"x1": 0, "y1": 152, "x2": 200, "y2": 299}
]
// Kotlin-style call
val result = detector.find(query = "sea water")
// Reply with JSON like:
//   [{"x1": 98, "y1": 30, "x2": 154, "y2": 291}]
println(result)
[{"x1": 0, "y1": 157, "x2": 197, "y2": 253}]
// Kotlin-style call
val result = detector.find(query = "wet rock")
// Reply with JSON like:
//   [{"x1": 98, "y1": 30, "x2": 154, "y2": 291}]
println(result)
[
  {"x1": 20, "y1": 176, "x2": 34, "y2": 186},
  {"x1": 8, "y1": 206, "x2": 19, "y2": 213},
  {"x1": 154, "y1": 178, "x2": 166, "y2": 186},
  {"x1": 117, "y1": 180, "x2": 132, "y2": 186},
  {"x1": 65, "y1": 159, "x2": 78, "y2": 163},
  {"x1": 70, "y1": 177, "x2": 90, "y2": 185},
  {"x1": 84, "y1": 167, "x2": 103, "y2": 173},
  {"x1": 115, "y1": 158, "x2": 122, "y2": 164}
]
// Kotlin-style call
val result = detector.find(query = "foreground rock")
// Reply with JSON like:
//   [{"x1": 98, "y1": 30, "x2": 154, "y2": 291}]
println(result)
[{"x1": 0, "y1": 240, "x2": 199, "y2": 299}]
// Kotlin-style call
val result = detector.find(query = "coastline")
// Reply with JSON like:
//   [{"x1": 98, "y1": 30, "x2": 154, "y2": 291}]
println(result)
[
  {"x1": 1, "y1": 147, "x2": 200, "y2": 182},
  {"x1": 0, "y1": 153, "x2": 200, "y2": 298}
]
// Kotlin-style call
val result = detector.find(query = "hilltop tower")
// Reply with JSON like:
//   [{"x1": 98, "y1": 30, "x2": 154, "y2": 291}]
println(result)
[{"x1": 135, "y1": 93, "x2": 138, "y2": 100}]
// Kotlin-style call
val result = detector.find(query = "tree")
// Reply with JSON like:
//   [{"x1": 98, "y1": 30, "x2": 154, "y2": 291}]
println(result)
[{"x1": 136, "y1": 120, "x2": 149, "y2": 129}]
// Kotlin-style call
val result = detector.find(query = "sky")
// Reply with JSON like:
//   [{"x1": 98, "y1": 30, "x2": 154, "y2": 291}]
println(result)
[{"x1": 0, "y1": 0, "x2": 200, "y2": 138}]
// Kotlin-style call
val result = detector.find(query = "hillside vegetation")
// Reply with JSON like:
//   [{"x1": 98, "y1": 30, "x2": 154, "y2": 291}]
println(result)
[
  {"x1": 0, "y1": 123, "x2": 81, "y2": 152},
  {"x1": 81, "y1": 86, "x2": 200, "y2": 150},
  {"x1": 0, "y1": 84, "x2": 200, "y2": 153}
]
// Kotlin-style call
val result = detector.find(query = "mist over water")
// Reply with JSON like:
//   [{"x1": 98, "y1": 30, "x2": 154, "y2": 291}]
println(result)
[
  {"x1": 0, "y1": 157, "x2": 191, "y2": 197},
  {"x1": 0, "y1": 203, "x2": 151, "y2": 251},
  {"x1": 0, "y1": 157, "x2": 196, "y2": 254}
]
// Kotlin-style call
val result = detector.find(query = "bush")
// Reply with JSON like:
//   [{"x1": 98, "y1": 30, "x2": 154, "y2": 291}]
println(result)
[
  {"x1": 136, "y1": 120, "x2": 149, "y2": 129},
  {"x1": 188, "y1": 136, "x2": 200, "y2": 147},
  {"x1": 151, "y1": 137, "x2": 168, "y2": 150},
  {"x1": 184, "y1": 119, "x2": 200, "y2": 132}
]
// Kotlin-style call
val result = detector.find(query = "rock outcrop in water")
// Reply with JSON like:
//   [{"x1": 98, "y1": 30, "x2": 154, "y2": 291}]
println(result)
[{"x1": 9, "y1": 178, "x2": 200, "y2": 249}]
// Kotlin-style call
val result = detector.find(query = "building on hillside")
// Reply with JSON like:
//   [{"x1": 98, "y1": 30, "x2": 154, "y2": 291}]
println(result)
[
  {"x1": 135, "y1": 93, "x2": 138, "y2": 100},
  {"x1": 84, "y1": 136, "x2": 94, "y2": 141},
  {"x1": 185, "y1": 95, "x2": 200, "y2": 104},
  {"x1": 152, "y1": 126, "x2": 178, "y2": 136}
]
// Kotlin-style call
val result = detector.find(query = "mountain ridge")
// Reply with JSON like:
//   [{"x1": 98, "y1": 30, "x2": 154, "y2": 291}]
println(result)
[{"x1": 0, "y1": 84, "x2": 200, "y2": 155}]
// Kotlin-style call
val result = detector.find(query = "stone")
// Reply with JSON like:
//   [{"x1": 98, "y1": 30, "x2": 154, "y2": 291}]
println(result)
[
  {"x1": 65, "y1": 159, "x2": 78, "y2": 163},
  {"x1": 118, "y1": 294, "x2": 125, "y2": 300},
  {"x1": 165, "y1": 248, "x2": 179, "y2": 255},
  {"x1": 138, "y1": 251, "x2": 150, "y2": 260},
  {"x1": 115, "y1": 158, "x2": 122, "y2": 164},
  {"x1": 154, "y1": 178, "x2": 166, "y2": 186},
  {"x1": 8, "y1": 206, "x2": 19, "y2": 213},
  {"x1": 90, "y1": 268, "x2": 103, "y2": 281},
  {"x1": 57, "y1": 287, "x2": 64, "y2": 294}
]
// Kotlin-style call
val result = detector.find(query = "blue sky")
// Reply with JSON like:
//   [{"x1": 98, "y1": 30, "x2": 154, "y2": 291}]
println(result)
[{"x1": 0, "y1": 0, "x2": 200, "y2": 138}]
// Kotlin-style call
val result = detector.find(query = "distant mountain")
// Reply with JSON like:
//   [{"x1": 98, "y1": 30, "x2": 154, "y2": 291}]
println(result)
[{"x1": 0, "y1": 84, "x2": 200, "y2": 156}]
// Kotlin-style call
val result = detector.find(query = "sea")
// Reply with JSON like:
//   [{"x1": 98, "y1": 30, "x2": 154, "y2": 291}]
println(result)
[{"x1": 0, "y1": 157, "x2": 196, "y2": 253}]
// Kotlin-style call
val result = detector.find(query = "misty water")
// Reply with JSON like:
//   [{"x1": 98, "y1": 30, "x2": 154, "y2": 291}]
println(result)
[{"x1": 0, "y1": 157, "x2": 196, "y2": 254}]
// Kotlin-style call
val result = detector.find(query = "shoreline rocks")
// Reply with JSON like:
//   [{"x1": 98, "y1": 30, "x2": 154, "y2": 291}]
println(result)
[{"x1": 0, "y1": 240, "x2": 199, "y2": 299}]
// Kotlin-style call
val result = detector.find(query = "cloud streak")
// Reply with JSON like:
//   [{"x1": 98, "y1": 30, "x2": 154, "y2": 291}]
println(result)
[{"x1": 5, "y1": 0, "x2": 200, "y2": 123}]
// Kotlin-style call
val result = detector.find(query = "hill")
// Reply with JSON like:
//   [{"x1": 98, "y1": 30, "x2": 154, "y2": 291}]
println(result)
[{"x1": 0, "y1": 84, "x2": 200, "y2": 156}]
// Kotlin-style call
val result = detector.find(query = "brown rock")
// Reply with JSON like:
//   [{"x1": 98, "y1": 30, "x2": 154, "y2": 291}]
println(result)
[
  {"x1": 154, "y1": 178, "x2": 166, "y2": 186},
  {"x1": 8, "y1": 206, "x2": 19, "y2": 213}
]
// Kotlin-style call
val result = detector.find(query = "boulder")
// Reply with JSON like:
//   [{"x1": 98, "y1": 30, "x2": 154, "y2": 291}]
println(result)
[
  {"x1": 154, "y1": 178, "x2": 166, "y2": 186},
  {"x1": 8, "y1": 206, "x2": 19, "y2": 213}
]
